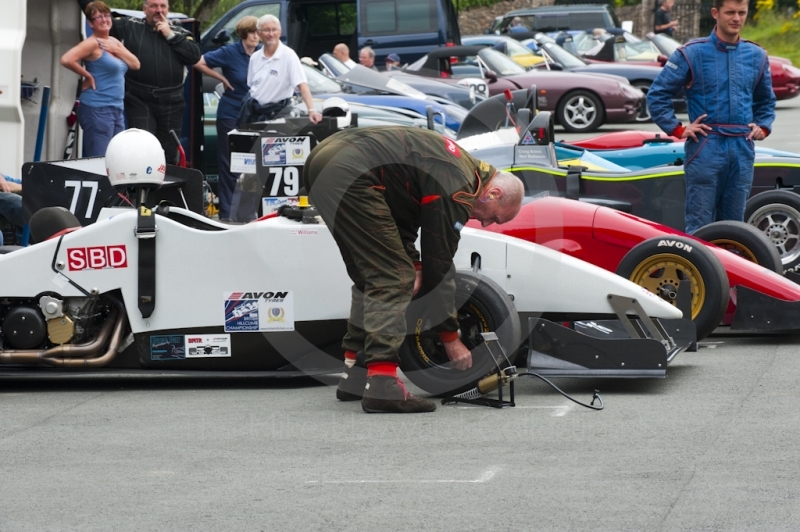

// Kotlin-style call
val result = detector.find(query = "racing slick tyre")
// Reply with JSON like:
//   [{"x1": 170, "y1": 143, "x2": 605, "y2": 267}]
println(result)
[
  {"x1": 693, "y1": 220, "x2": 783, "y2": 274},
  {"x1": 399, "y1": 272, "x2": 521, "y2": 396},
  {"x1": 632, "y1": 82, "x2": 651, "y2": 123},
  {"x1": 556, "y1": 90, "x2": 604, "y2": 133},
  {"x1": 744, "y1": 190, "x2": 800, "y2": 274},
  {"x1": 616, "y1": 236, "x2": 729, "y2": 341}
]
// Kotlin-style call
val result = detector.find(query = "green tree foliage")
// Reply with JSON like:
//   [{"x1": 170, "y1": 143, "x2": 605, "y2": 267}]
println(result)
[{"x1": 104, "y1": 0, "x2": 240, "y2": 25}]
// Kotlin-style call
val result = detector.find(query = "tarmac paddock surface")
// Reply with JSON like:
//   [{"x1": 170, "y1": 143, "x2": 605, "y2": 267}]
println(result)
[{"x1": 1, "y1": 333, "x2": 799, "y2": 531}]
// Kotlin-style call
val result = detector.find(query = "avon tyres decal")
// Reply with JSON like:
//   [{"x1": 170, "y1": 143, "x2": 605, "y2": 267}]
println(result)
[
  {"x1": 658, "y1": 240, "x2": 693, "y2": 253},
  {"x1": 261, "y1": 137, "x2": 311, "y2": 166},
  {"x1": 223, "y1": 291, "x2": 295, "y2": 332}
]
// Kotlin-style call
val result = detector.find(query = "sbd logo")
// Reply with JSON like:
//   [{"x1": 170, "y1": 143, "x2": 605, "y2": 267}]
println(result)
[{"x1": 67, "y1": 245, "x2": 128, "y2": 271}]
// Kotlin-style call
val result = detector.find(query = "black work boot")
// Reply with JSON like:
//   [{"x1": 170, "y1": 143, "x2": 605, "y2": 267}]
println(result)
[
  {"x1": 336, "y1": 364, "x2": 367, "y2": 401},
  {"x1": 361, "y1": 376, "x2": 437, "y2": 413}
]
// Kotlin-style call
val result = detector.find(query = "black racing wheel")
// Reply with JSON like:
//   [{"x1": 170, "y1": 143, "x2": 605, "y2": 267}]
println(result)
[
  {"x1": 399, "y1": 272, "x2": 521, "y2": 396},
  {"x1": 616, "y1": 236, "x2": 729, "y2": 340},
  {"x1": 744, "y1": 190, "x2": 800, "y2": 273},
  {"x1": 632, "y1": 81, "x2": 652, "y2": 123},
  {"x1": 693, "y1": 220, "x2": 783, "y2": 274}
]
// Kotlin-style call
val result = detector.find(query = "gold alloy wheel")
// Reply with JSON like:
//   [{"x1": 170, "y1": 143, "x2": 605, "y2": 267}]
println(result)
[
  {"x1": 628, "y1": 253, "x2": 706, "y2": 320},
  {"x1": 707, "y1": 239, "x2": 758, "y2": 263}
]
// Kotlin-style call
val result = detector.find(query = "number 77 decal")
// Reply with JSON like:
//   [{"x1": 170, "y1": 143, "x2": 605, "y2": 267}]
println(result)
[{"x1": 64, "y1": 180, "x2": 99, "y2": 218}]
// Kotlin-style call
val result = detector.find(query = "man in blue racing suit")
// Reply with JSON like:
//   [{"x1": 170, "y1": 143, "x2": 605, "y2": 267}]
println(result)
[{"x1": 647, "y1": 0, "x2": 776, "y2": 234}]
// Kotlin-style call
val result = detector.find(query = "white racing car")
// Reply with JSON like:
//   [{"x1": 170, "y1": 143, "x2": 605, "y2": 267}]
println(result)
[{"x1": 1, "y1": 130, "x2": 688, "y2": 396}]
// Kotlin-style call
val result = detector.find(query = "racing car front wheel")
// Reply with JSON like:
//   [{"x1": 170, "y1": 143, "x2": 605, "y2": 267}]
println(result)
[
  {"x1": 399, "y1": 272, "x2": 521, "y2": 396},
  {"x1": 744, "y1": 190, "x2": 800, "y2": 273},
  {"x1": 616, "y1": 236, "x2": 729, "y2": 341},
  {"x1": 693, "y1": 220, "x2": 783, "y2": 274}
]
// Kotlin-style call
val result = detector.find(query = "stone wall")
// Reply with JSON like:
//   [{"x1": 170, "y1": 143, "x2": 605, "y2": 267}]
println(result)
[
  {"x1": 458, "y1": 0, "x2": 701, "y2": 40},
  {"x1": 458, "y1": 0, "x2": 553, "y2": 36}
]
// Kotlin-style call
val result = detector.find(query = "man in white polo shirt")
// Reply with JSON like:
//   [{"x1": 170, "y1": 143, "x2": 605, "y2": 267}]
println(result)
[{"x1": 240, "y1": 14, "x2": 322, "y2": 124}]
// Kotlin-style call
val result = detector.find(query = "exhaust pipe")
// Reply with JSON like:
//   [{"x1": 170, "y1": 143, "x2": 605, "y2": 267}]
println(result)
[{"x1": 0, "y1": 298, "x2": 127, "y2": 368}]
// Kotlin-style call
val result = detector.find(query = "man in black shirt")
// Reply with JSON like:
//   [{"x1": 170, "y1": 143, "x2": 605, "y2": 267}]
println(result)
[
  {"x1": 654, "y1": 0, "x2": 679, "y2": 36},
  {"x1": 78, "y1": 0, "x2": 201, "y2": 164}
]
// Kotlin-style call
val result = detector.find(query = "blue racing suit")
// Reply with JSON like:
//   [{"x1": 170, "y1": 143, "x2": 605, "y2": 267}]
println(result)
[{"x1": 647, "y1": 30, "x2": 776, "y2": 234}]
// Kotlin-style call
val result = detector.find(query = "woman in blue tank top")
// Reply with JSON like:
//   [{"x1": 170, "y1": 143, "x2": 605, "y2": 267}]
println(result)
[{"x1": 61, "y1": 1, "x2": 140, "y2": 157}]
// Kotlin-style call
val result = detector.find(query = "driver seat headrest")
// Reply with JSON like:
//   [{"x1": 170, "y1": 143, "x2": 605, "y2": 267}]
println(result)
[{"x1": 29, "y1": 207, "x2": 81, "y2": 244}]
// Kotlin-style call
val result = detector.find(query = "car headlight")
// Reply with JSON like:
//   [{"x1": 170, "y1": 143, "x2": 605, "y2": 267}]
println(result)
[{"x1": 620, "y1": 82, "x2": 644, "y2": 98}]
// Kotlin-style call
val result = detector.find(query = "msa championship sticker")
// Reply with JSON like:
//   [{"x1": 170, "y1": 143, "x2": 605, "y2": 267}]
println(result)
[
  {"x1": 261, "y1": 137, "x2": 311, "y2": 166},
  {"x1": 185, "y1": 334, "x2": 231, "y2": 358},
  {"x1": 223, "y1": 291, "x2": 295, "y2": 332}
]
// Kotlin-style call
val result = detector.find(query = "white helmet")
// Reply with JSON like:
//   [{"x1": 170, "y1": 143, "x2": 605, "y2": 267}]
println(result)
[
  {"x1": 321, "y1": 97, "x2": 352, "y2": 128},
  {"x1": 105, "y1": 129, "x2": 166, "y2": 188}
]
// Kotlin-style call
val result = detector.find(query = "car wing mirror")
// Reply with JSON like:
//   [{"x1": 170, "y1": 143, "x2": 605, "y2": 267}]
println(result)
[
  {"x1": 657, "y1": 54, "x2": 668, "y2": 65},
  {"x1": 485, "y1": 70, "x2": 498, "y2": 82},
  {"x1": 212, "y1": 29, "x2": 231, "y2": 45}
]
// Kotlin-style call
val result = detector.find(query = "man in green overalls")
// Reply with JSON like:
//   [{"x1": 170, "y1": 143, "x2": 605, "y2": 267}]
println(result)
[{"x1": 306, "y1": 127, "x2": 524, "y2": 413}]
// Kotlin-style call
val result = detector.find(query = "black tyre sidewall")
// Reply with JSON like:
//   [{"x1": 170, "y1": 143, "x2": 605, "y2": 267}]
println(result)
[
  {"x1": 557, "y1": 90, "x2": 604, "y2": 133},
  {"x1": 632, "y1": 82, "x2": 651, "y2": 122},
  {"x1": 616, "y1": 236, "x2": 729, "y2": 341},
  {"x1": 399, "y1": 272, "x2": 521, "y2": 396},
  {"x1": 744, "y1": 190, "x2": 800, "y2": 273},
  {"x1": 693, "y1": 220, "x2": 783, "y2": 274}
]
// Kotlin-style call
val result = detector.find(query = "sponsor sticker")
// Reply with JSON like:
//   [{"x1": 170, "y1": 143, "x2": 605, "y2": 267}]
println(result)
[
  {"x1": 443, "y1": 137, "x2": 461, "y2": 158},
  {"x1": 185, "y1": 334, "x2": 232, "y2": 358},
  {"x1": 224, "y1": 291, "x2": 295, "y2": 332},
  {"x1": 262, "y1": 196, "x2": 298, "y2": 215},
  {"x1": 520, "y1": 131, "x2": 536, "y2": 145},
  {"x1": 261, "y1": 137, "x2": 311, "y2": 166},
  {"x1": 150, "y1": 335, "x2": 186, "y2": 361},
  {"x1": 67, "y1": 245, "x2": 127, "y2": 271},
  {"x1": 231, "y1": 152, "x2": 257, "y2": 173}
]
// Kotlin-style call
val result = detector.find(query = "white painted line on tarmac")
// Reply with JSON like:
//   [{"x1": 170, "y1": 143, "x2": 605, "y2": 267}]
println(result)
[
  {"x1": 456, "y1": 403, "x2": 574, "y2": 416},
  {"x1": 508, "y1": 403, "x2": 574, "y2": 416},
  {"x1": 306, "y1": 466, "x2": 499, "y2": 485}
]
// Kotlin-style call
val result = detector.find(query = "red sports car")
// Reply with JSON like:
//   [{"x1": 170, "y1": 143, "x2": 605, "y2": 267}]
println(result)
[
  {"x1": 646, "y1": 32, "x2": 800, "y2": 101},
  {"x1": 572, "y1": 30, "x2": 800, "y2": 101},
  {"x1": 468, "y1": 196, "x2": 800, "y2": 340}
]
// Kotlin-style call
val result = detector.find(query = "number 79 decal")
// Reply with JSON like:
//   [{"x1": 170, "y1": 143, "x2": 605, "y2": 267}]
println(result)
[
  {"x1": 268, "y1": 167, "x2": 300, "y2": 196},
  {"x1": 64, "y1": 180, "x2": 99, "y2": 218}
]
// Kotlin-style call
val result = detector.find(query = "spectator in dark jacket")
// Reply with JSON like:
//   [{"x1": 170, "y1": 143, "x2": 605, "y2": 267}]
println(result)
[{"x1": 78, "y1": 0, "x2": 202, "y2": 164}]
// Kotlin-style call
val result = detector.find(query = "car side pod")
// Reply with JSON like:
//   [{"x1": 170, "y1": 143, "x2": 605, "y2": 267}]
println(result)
[{"x1": 527, "y1": 295, "x2": 695, "y2": 378}]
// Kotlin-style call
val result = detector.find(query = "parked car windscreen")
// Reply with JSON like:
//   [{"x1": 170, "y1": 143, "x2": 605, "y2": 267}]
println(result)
[
  {"x1": 648, "y1": 33, "x2": 680, "y2": 56},
  {"x1": 538, "y1": 41, "x2": 588, "y2": 68},
  {"x1": 303, "y1": 64, "x2": 345, "y2": 93},
  {"x1": 479, "y1": 48, "x2": 526, "y2": 76},
  {"x1": 202, "y1": 3, "x2": 280, "y2": 50}
]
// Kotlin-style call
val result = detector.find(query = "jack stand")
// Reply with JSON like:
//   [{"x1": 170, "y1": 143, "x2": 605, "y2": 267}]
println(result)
[{"x1": 441, "y1": 332, "x2": 517, "y2": 409}]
